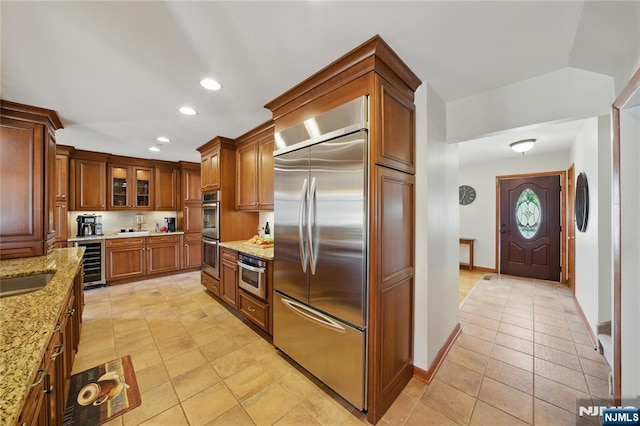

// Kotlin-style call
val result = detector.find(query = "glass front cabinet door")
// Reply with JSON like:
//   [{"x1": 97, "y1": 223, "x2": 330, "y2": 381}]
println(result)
[{"x1": 108, "y1": 165, "x2": 153, "y2": 210}]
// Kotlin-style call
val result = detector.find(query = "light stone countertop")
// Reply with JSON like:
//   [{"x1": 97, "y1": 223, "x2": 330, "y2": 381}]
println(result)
[
  {"x1": 0, "y1": 248, "x2": 84, "y2": 426},
  {"x1": 67, "y1": 230, "x2": 184, "y2": 242},
  {"x1": 219, "y1": 240, "x2": 274, "y2": 260}
]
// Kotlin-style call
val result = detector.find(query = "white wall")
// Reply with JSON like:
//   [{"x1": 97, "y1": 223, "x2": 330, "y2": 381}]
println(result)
[
  {"x1": 619, "y1": 104, "x2": 640, "y2": 397},
  {"x1": 597, "y1": 115, "x2": 612, "y2": 324},
  {"x1": 67, "y1": 210, "x2": 176, "y2": 237},
  {"x1": 414, "y1": 83, "x2": 459, "y2": 370},
  {"x1": 447, "y1": 67, "x2": 614, "y2": 143},
  {"x1": 569, "y1": 118, "x2": 600, "y2": 337},
  {"x1": 458, "y1": 151, "x2": 570, "y2": 270}
]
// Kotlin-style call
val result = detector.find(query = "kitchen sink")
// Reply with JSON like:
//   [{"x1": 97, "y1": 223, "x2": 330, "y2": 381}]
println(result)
[{"x1": 0, "y1": 272, "x2": 55, "y2": 298}]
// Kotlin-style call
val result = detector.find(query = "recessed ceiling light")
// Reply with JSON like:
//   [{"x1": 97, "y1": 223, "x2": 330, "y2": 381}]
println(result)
[
  {"x1": 179, "y1": 106, "x2": 197, "y2": 115},
  {"x1": 200, "y1": 78, "x2": 222, "y2": 91},
  {"x1": 156, "y1": 136, "x2": 170, "y2": 143},
  {"x1": 148, "y1": 146, "x2": 160, "y2": 152}
]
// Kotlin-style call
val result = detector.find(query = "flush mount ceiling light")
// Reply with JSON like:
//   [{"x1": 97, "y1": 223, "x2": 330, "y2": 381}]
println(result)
[
  {"x1": 156, "y1": 136, "x2": 170, "y2": 143},
  {"x1": 148, "y1": 146, "x2": 160, "y2": 152},
  {"x1": 179, "y1": 106, "x2": 197, "y2": 115},
  {"x1": 200, "y1": 78, "x2": 222, "y2": 91},
  {"x1": 509, "y1": 138, "x2": 536, "y2": 154}
]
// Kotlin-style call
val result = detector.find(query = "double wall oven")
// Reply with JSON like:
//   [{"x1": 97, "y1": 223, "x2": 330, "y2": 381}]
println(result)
[{"x1": 202, "y1": 191, "x2": 220, "y2": 279}]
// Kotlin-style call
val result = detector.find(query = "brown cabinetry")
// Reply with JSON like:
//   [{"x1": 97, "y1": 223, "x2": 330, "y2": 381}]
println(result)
[
  {"x1": 108, "y1": 163, "x2": 153, "y2": 210},
  {"x1": 54, "y1": 146, "x2": 72, "y2": 248},
  {"x1": 70, "y1": 153, "x2": 107, "y2": 211},
  {"x1": 146, "y1": 234, "x2": 181, "y2": 275},
  {"x1": 200, "y1": 145, "x2": 220, "y2": 190},
  {"x1": 235, "y1": 121, "x2": 275, "y2": 211},
  {"x1": 106, "y1": 237, "x2": 146, "y2": 281},
  {"x1": 154, "y1": 165, "x2": 178, "y2": 210},
  {"x1": 264, "y1": 35, "x2": 420, "y2": 423},
  {"x1": 183, "y1": 233, "x2": 202, "y2": 269},
  {"x1": 54, "y1": 202, "x2": 68, "y2": 249},
  {"x1": 201, "y1": 271, "x2": 219, "y2": 296},
  {"x1": 17, "y1": 267, "x2": 83, "y2": 426},
  {"x1": 239, "y1": 291, "x2": 269, "y2": 331},
  {"x1": 220, "y1": 247, "x2": 239, "y2": 308},
  {"x1": 0, "y1": 101, "x2": 62, "y2": 259}
]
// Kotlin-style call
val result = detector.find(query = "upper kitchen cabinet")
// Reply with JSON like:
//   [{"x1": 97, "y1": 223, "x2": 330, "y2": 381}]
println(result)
[
  {"x1": 154, "y1": 164, "x2": 178, "y2": 210},
  {"x1": 199, "y1": 138, "x2": 232, "y2": 191},
  {"x1": 69, "y1": 150, "x2": 107, "y2": 211},
  {"x1": 180, "y1": 161, "x2": 201, "y2": 203},
  {"x1": 264, "y1": 35, "x2": 421, "y2": 424},
  {"x1": 235, "y1": 121, "x2": 275, "y2": 211},
  {"x1": 107, "y1": 161, "x2": 153, "y2": 210},
  {"x1": 0, "y1": 100, "x2": 62, "y2": 259},
  {"x1": 55, "y1": 145, "x2": 72, "y2": 201}
]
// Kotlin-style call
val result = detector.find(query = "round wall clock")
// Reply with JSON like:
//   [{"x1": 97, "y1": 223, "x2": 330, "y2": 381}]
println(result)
[{"x1": 459, "y1": 185, "x2": 476, "y2": 205}]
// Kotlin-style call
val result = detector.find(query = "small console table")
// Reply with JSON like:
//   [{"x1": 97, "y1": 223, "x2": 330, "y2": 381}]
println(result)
[{"x1": 459, "y1": 238, "x2": 475, "y2": 271}]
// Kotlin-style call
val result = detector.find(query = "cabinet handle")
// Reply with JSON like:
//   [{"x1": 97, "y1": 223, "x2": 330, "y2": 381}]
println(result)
[
  {"x1": 247, "y1": 306, "x2": 256, "y2": 312},
  {"x1": 31, "y1": 370, "x2": 46, "y2": 387},
  {"x1": 51, "y1": 344, "x2": 64, "y2": 359},
  {"x1": 68, "y1": 308, "x2": 75, "y2": 317},
  {"x1": 45, "y1": 385, "x2": 54, "y2": 394},
  {"x1": 62, "y1": 205, "x2": 66, "y2": 209},
  {"x1": 53, "y1": 322, "x2": 61, "y2": 333}
]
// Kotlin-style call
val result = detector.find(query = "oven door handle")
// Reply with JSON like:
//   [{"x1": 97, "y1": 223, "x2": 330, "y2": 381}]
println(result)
[
  {"x1": 202, "y1": 239, "x2": 218, "y2": 246},
  {"x1": 237, "y1": 261, "x2": 265, "y2": 273}
]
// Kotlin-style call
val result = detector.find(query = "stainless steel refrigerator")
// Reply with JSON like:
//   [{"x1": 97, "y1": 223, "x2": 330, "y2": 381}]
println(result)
[{"x1": 273, "y1": 96, "x2": 368, "y2": 410}]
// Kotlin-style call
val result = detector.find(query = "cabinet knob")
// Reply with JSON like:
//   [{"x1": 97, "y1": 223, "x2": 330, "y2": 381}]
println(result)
[{"x1": 68, "y1": 308, "x2": 75, "y2": 317}]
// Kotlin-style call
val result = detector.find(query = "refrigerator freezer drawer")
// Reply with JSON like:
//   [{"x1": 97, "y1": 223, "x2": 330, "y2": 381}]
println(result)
[{"x1": 273, "y1": 292, "x2": 366, "y2": 410}]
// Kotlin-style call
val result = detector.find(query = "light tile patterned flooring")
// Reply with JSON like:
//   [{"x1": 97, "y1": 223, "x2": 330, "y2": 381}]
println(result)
[{"x1": 73, "y1": 271, "x2": 610, "y2": 425}]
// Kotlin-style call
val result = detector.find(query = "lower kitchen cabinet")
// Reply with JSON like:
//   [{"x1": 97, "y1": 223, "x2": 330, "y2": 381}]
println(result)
[
  {"x1": 17, "y1": 267, "x2": 83, "y2": 426},
  {"x1": 239, "y1": 291, "x2": 268, "y2": 331},
  {"x1": 182, "y1": 233, "x2": 202, "y2": 269},
  {"x1": 201, "y1": 271, "x2": 219, "y2": 296},
  {"x1": 220, "y1": 248, "x2": 238, "y2": 308},
  {"x1": 146, "y1": 234, "x2": 180, "y2": 275},
  {"x1": 106, "y1": 238, "x2": 146, "y2": 281}
]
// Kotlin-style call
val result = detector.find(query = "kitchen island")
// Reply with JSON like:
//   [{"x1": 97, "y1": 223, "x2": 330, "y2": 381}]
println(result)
[{"x1": 0, "y1": 247, "x2": 84, "y2": 426}]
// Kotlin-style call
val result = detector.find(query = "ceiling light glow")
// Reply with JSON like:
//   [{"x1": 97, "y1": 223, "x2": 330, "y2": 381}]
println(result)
[
  {"x1": 148, "y1": 146, "x2": 160, "y2": 152},
  {"x1": 509, "y1": 139, "x2": 536, "y2": 154},
  {"x1": 179, "y1": 106, "x2": 197, "y2": 115},
  {"x1": 200, "y1": 78, "x2": 222, "y2": 91},
  {"x1": 156, "y1": 136, "x2": 170, "y2": 143}
]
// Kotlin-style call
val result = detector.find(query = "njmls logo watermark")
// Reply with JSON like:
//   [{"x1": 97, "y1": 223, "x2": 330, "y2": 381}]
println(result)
[{"x1": 577, "y1": 397, "x2": 640, "y2": 425}]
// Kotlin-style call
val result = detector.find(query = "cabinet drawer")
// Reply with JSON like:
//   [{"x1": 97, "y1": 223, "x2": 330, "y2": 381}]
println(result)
[
  {"x1": 201, "y1": 271, "x2": 219, "y2": 296},
  {"x1": 221, "y1": 247, "x2": 238, "y2": 262},
  {"x1": 239, "y1": 291, "x2": 268, "y2": 331},
  {"x1": 147, "y1": 234, "x2": 180, "y2": 244},
  {"x1": 185, "y1": 233, "x2": 202, "y2": 243},
  {"x1": 106, "y1": 237, "x2": 145, "y2": 247}
]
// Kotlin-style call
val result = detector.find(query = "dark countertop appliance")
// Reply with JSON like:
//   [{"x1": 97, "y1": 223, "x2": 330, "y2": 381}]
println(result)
[
  {"x1": 76, "y1": 214, "x2": 102, "y2": 237},
  {"x1": 165, "y1": 217, "x2": 176, "y2": 232}
]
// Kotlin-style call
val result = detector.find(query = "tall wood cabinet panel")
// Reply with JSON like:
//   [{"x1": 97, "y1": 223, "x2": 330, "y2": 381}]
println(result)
[
  {"x1": 0, "y1": 101, "x2": 63, "y2": 259},
  {"x1": 178, "y1": 161, "x2": 202, "y2": 269},
  {"x1": 197, "y1": 137, "x2": 258, "y2": 243},
  {"x1": 200, "y1": 144, "x2": 221, "y2": 191},
  {"x1": 55, "y1": 145, "x2": 72, "y2": 247},
  {"x1": 154, "y1": 165, "x2": 178, "y2": 210},
  {"x1": 235, "y1": 121, "x2": 274, "y2": 211},
  {"x1": 70, "y1": 152, "x2": 107, "y2": 211},
  {"x1": 220, "y1": 247, "x2": 239, "y2": 308},
  {"x1": 264, "y1": 35, "x2": 421, "y2": 424}
]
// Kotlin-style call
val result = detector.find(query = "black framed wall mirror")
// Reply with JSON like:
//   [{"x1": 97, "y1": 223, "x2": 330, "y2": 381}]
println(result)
[{"x1": 575, "y1": 172, "x2": 589, "y2": 232}]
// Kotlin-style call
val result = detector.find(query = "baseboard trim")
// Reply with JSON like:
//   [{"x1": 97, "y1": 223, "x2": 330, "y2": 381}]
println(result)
[
  {"x1": 459, "y1": 265, "x2": 496, "y2": 273},
  {"x1": 573, "y1": 297, "x2": 598, "y2": 349},
  {"x1": 413, "y1": 323, "x2": 461, "y2": 384}
]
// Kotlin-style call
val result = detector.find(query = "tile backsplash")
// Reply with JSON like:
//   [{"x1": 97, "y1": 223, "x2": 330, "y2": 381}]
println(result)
[{"x1": 67, "y1": 211, "x2": 177, "y2": 237}]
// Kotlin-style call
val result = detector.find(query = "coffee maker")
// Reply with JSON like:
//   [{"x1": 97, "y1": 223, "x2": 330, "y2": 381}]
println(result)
[
  {"x1": 165, "y1": 217, "x2": 176, "y2": 232},
  {"x1": 76, "y1": 214, "x2": 102, "y2": 237}
]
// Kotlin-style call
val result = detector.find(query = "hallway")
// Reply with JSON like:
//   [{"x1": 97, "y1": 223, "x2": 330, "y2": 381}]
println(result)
[{"x1": 72, "y1": 271, "x2": 609, "y2": 425}]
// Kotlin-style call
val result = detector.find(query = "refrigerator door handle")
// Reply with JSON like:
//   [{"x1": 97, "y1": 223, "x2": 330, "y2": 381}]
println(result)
[
  {"x1": 307, "y1": 176, "x2": 317, "y2": 275},
  {"x1": 298, "y1": 178, "x2": 309, "y2": 273},
  {"x1": 280, "y1": 297, "x2": 346, "y2": 333}
]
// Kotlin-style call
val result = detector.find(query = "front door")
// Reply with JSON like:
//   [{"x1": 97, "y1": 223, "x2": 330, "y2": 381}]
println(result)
[{"x1": 499, "y1": 175, "x2": 561, "y2": 281}]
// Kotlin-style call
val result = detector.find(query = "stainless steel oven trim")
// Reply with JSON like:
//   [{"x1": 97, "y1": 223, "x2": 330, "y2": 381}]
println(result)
[
  {"x1": 238, "y1": 258, "x2": 266, "y2": 299},
  {"x1": 237, "y1": 260, "x2": 265, "y2": 273},
  {"x1": 201, "y1": 237, "x2": 219, "y2": 280}
]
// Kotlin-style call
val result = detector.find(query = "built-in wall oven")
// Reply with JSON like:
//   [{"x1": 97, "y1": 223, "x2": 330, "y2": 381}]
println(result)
[
  {"x1": 202, "y1": 191, "x2": 220, "y2": 279},
  {"x1": 238, "y1": 253, "x2": 267, "y2": 299}
]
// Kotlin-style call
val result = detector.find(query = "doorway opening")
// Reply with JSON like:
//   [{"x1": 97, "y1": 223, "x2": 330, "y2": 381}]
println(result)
[{"x1": 496, "y1": 171, "x2": 566, "y2": 282}]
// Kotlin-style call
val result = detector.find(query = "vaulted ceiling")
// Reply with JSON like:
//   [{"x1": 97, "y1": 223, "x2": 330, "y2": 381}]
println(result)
[{"x1": 2, "y1": 1, "x2": 638, "y2": 163}]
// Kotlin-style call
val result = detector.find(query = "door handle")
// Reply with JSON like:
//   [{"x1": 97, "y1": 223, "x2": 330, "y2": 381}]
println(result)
[
  {"x1": 307, "y1": 177, "x2": 317, "y2": 275},
  {"x1": 298, "y1": 178, "x2": 308, "y2": 273}
]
